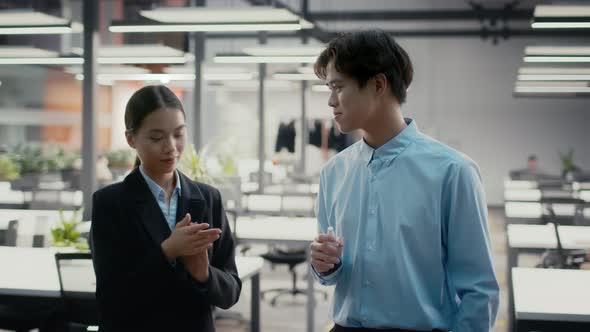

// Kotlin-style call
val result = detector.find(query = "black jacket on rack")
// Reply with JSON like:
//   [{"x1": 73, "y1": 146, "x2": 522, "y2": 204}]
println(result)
[{"x1": 275, "y1": 121, "x2": 296, "y2": 153}]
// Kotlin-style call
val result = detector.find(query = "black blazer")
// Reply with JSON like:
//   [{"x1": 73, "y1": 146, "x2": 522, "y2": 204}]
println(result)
[{"x1": 90, "y1": 168, "x2": 241, "y2": 332}]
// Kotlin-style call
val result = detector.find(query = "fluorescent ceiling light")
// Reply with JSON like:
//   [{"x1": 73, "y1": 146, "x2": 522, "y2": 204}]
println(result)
[
  {"x1": 518, "y1": 74, "x2": 590, "y2": 81},
  {"x1": 65, "y1": 65, "x2": 151, "y2": 75},
  {"x1": 516, "y1": 81, "x2": 588, "y2": 87},
  {"x1": 524, "y1": 56, "x2": 590, "y2": 63},
  {"x1": 140, "y1": 7, "x2": 304, "y2": 24},
  {"x1": 0, "y1": 47, "x2": 59, "y2": 57},
  {"x1": 0, "y1": 10, "x2": 69, "y2": 25},
  {"x1": 532, "y1": 22, "x2": 590, "y2": 29},
  {"x1": 97, "y1": 56, "x2": 189, "y2": 64},
  {"x1": 0, "y1": 25, "x2": 73, "y2": 34},
  {"x1": 514, "y1": 86, "x2": 590, "y2": 93},
  {"x1": 0, "y1": 57, "x2": 83, "y2": 65},
  {"x1": 164, "y1": 65, "x2": 252, "y2": 74},
  {"x1": 0, "y1": 10, "x2": 75, "y2": 34},
  {"x1": 525, "y1": 46, "x2": 590, "y2": 56},
  {"x1": 273, "y1": 72, "x2": 319, "y2": 81},
  {"x1": 110, "y1": 22, "x2": 302, "y2": 33},
  {"x1": 518, "y1": 67, "x2": 590, "y2": 75},
  {"x1": 534, "y1": 5, "x2": 590, "y2": 17},
  {"x1": 532, "y1": 5, "x2": 590, "y2": 29},
  {"x1": 77, "y1": 73, "x2": 253, "y2": 82},
  {"x1": 72, "y1": 45, "x2": 190, "y2": 58},
  {"x1": 243, "y1": 47, "x2": 322, "y2": 56},
  {"x1": 214, "y1": 54, "x2": 316, "y2": 64}
]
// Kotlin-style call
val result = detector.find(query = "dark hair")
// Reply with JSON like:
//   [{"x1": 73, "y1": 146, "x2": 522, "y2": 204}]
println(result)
[
  {"x1": 528, "y1": 155, "x2": 537, "y2": 162},
  {"x1": 314, "y1": 29, "x2": 413, "y2": 104},
  {"x1": 124, "y1": 85, "x2": 185, "y2": 167}
]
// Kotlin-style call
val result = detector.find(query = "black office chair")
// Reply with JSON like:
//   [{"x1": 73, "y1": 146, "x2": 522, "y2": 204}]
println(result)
[
  {"x1": 537, "y1": 204, "x2": 588, "y2": 269},
  {"x1": 260, "y1": 248, "x2": 328, "y2": 306},
  {"x1": 54, "y1": 252, "x2": 99, "y2": 332},
  {"x1": 0, "y1": 219, "x2": 18, "y2": 246}
]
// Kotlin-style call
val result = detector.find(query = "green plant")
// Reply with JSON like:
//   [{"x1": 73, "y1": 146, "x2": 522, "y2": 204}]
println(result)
[
  {"x1": 50, "y1": 207, "x2": 88, "y2": 250},
  {"x1": 105, "y1": 149, "x2": 135, "y2": 169},
  {"x1": 559, "y1": 148, "x2": 576, "y2": 172},
  {"x1": 9, "y1": 143, "x2": 68, "y2": 174},
  {"x1": 218, "y1": 153, "x2": 237, "y2": 177},
  {"x1": 178, "y1": 144, "x2": 212, "y2": 183},
  {"x1": 0, "y1": 154, "x2": 20, "y2": 180}
]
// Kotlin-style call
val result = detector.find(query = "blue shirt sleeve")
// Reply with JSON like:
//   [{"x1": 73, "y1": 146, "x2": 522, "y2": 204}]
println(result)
[
  {"x1": 444, "y1": 161, "x2": 500, "y2": 332},
  {"x1": 312, "y1": 170, "x2": 344, "y2": 286}
]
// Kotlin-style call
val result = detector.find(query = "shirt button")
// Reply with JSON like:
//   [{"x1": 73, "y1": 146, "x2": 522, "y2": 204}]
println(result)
[{"x1": 370, "y1": 209, "x2": 376, "y2": 215}]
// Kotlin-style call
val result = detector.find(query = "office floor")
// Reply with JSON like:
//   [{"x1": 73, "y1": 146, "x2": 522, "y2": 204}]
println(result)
[{"x1": 216, "y1": 207, "x2": 513, "y2": 332}]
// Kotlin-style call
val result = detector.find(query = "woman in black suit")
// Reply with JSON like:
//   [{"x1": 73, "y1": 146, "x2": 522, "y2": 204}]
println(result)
[{"x1": 90, "y1": 85, "x2": 241, "y2": 331}]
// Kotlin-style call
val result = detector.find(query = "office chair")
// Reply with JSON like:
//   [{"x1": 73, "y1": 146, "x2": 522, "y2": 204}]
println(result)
[
  {"x1": 537, "y1": 204, "x2": 588, "y2": 269},
  {"x1": 54, "y1": 252, "x2": 99, "y2": 332},
  {"x1": 0, "y1": 219, "x2": 18, "y2": 246},
  {"x1": 260, "y1": 248, "x2": 328, "y2": 306}
]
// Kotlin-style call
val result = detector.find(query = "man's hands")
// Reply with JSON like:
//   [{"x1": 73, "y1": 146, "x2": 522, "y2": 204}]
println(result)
[{"x1": 310, "y1": 233, "x2": 343, "y2": 273}]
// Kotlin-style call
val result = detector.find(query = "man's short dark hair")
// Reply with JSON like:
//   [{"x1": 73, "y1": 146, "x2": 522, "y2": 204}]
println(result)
[
  {"x1": 314, "y1": 29, "x2": 414, "y2": 104},
  {"x1": 528, "y1": 155, "x2": 537, "y2": 162}
]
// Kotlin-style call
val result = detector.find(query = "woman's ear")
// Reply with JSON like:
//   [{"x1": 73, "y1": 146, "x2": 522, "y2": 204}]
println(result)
[{"x1": 125, "y1": 132, "x2": 136, "y2": 149}]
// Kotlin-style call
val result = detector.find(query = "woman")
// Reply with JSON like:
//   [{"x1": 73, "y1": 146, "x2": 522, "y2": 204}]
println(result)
[{"x1": 90, "y1": 85, "x2": 241, "y2": 331}]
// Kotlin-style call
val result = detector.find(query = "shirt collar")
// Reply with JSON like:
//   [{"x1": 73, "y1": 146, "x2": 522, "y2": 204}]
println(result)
[
  {"x1": 358, "y1": 118, "x2": 419, "y2": 167},
  {"x1": 139, "y1": 165, "x2": 182, "y2": 200}
]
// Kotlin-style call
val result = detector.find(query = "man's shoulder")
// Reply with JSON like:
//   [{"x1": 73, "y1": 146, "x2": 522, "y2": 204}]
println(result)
[{"x1": 412, "y1": 133, "x2": 478, "y2": 171}]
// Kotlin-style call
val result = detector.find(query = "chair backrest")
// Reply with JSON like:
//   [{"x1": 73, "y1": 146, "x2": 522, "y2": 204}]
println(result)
[
  {"x1": 54, "y1": 252, "x2": 99, "y2": 326},
  {"x1": 0, "y1": 219, "x2": 19, "y2": 246}
]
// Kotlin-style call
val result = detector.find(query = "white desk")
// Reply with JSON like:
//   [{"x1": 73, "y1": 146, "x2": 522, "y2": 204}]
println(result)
[
  {"x1": 506, "y1": 224, "x2": 590, "y2": 332},
  {"x1": 507, "y1": 224, "x2": 590, "y2": 250},
  {"x1": 512, "y1": 268, "x2": 590, "y2": 331},
  {"x1": 0, "y1": 247, "x2": 263, "y2": 332},
  {"x1": 505, "y1": 201, "x2": 590, "y2": 219},
  {"x1": 234, "y1": 216, "x2": 318, "y2": 332}
]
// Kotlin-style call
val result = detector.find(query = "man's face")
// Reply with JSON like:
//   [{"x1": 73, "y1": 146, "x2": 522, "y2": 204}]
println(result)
[
  {"x1": 325, "y1": 60, "x2": 375, "y2": 133},
  {"x1": 528, "y1": 159, "x2": 537, "y2": 173}
]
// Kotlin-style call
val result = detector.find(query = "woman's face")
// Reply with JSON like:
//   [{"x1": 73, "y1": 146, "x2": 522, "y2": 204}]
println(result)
[{"x1": 127, "y1": 107, "x2": 186, "y2": 176}]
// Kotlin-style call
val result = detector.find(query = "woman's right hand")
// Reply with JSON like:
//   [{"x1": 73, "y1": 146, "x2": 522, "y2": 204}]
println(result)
[{"x1": 161, "y1": 213, "x2": 221, "y2": 261}]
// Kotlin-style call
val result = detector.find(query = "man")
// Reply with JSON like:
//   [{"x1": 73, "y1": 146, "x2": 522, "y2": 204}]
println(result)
[{"x1": 310, "y1": 30, "x2": 499, "y2": 332}]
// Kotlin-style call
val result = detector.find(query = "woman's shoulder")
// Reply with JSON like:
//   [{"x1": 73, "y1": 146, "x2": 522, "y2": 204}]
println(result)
[{"x1": 93, "y1": 181, "x2": 125, "y2": 203}]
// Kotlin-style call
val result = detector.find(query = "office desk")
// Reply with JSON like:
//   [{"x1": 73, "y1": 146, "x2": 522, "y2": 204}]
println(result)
[
  {"x1": 506, "y1": 224, "x2": 590, "y2": 331},
  {"x1": 0, "y1": 247, "x2": 263, "y2": 332},
  {"x1": 234, "y1": 216, "x2": 318, "y2": 332},
  {"x1": 512, "y1": 268, "x2": 590, "y2": 331}
]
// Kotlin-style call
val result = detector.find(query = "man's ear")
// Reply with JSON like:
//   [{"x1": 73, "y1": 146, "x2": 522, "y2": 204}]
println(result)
[
  {"x1": 125, "y1": 132, "x2": 136, "y2": 149},
  {"x1": 373, "y1": 73, "x2": 388, "y2": 97}
]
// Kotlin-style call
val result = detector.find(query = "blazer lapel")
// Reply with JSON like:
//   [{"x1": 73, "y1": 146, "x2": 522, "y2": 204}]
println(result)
[
  {"x1": 124, "y1": 168, "x2": 171, "y2": 247},
  {"x1": 176, "y1": 171, "x2": 207, "y2": 225}
]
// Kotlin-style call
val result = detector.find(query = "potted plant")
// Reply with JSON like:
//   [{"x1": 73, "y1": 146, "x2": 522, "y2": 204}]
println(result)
[
  {"x1": 0, "y1": 154, "x2": 20, "y2": 181},
  {"x1": 105, "y1": 149, "x2": 135, "y2": 179},
  {"x1": 559, "y1": 148, "x2": 579, "y2": 181},
  {"x1": 178, "y1": 144, "x2": 213, "y2": 184},
  {"x1": 50, "y1": 207, "x2": 88, "y2": 250}
]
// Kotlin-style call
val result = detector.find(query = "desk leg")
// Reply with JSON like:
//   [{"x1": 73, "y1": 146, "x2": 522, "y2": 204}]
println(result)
[
  {"x1": 251, "y1": 272, "x2": 260, "y2": 332},
  {"x1": 307, "y1": 257, "x2": 315, "y2": 332},
  {"x1": 507, "y1": 247, "x2": 518, "y2": 332}
]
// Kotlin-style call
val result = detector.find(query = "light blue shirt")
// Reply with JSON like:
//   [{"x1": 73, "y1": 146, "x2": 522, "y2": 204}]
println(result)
[
  {"x1": 313, "y1": 119, "x2": 499, "y2": 332},
  {"x1": 139, "y1": 166, "x2": 182, "y2": 231}
]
